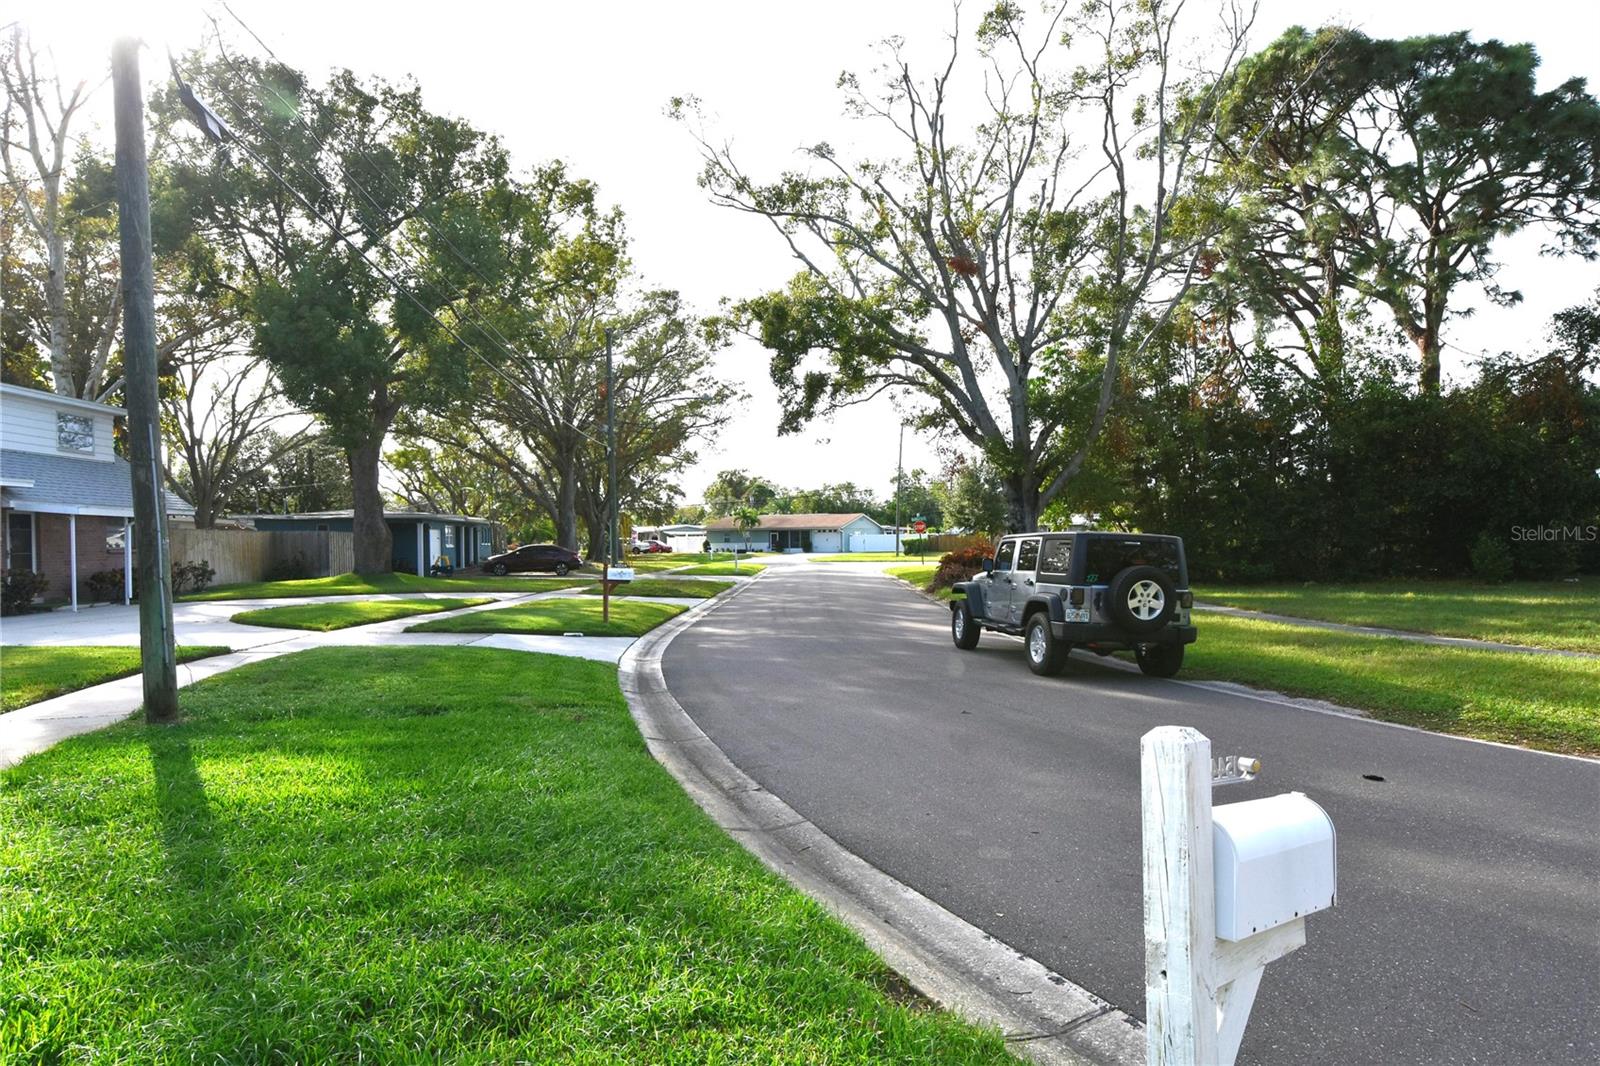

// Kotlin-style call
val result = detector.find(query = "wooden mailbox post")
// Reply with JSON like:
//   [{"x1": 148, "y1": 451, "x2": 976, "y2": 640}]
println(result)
[{"x1": 1141, "y1": 726, "x2": 1336, "y2": 1066}]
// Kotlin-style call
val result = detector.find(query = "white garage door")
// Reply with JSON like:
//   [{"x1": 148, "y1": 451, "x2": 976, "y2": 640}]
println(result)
[{"x1": 811, "y1": 531, "x2": 841, "y2": 553}]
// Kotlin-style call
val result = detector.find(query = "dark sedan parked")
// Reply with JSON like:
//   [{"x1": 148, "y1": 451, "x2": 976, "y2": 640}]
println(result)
[{"x1": 481, "y1": 543, "x2": 583, "y2": 577}]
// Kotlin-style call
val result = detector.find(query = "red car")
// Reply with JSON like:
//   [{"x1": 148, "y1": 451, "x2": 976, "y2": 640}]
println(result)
[
  {"x1": 481, "y1": 543, "x2": 584, "y2": 576},
  {"x1": 631, "y1": 540, "x2": 673, "y2": 554}
]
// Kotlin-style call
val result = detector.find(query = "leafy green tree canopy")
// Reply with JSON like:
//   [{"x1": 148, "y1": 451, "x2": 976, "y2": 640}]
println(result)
[{"x1": 1212, "y1": 26, "x2": 1600, "y2": 393}]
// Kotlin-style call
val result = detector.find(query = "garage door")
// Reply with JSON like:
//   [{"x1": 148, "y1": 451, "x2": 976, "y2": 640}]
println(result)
[{"x1": 812, "y1": 531, "x2": 841, "y2": 553}]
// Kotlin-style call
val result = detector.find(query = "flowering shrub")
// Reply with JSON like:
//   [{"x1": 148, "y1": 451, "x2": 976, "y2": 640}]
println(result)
[{"x1": 931, "y1": 539, "x2": 995, "y2": 590}]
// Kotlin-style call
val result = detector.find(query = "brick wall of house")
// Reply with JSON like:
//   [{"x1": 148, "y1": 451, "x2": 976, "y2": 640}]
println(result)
[{"x1": 10, "y1": 512, "x2": 130, "y2": 604}]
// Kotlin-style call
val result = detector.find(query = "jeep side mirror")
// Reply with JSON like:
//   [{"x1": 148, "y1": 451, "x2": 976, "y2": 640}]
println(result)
[{"x1": 981, "y1": 558, "x2": 994, "y2": 573}]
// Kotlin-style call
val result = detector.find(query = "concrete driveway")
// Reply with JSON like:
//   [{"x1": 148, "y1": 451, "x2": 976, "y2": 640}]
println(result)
[{"x1": 662, "y1": 560, "x2": 1600, "y2": 1065}]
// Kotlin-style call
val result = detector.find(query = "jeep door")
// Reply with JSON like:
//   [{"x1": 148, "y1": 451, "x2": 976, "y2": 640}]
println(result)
[
  {"x1": 1012, "y1": 537, "x2": 1042, "y2": 622},
  {"x1": 986, "y1": 539, "x2": 1019, "y2": 625}
]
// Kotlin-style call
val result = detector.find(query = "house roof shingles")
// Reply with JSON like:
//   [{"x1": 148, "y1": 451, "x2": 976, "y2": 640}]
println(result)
[
  {"x1": 704, "y1": 512, "x2": 879, "y2": 532},
  {"x1": 0, "y1": 449, "x2": 194, "y2": 516}
]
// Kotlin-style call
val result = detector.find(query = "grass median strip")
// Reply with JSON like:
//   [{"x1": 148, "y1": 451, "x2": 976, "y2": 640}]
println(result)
[
  {"x1": 1170, "y1": 615, "x2": 1600, "y2": 755},
  {"x1": 0, "y1": 646, "x2": 1009, "y2": 1062},
  {"x1": 674, "y1": 561, "x2": 766, "y2": 577},
  {"x1": 408, "y1": 597, "x2": 685, "y2": 637},
  {"x1": 1, "y1": 645, "x2": 231, "y2": 713},
  {"x1": 1196, "y1": 577, "x2": 1600, "y2": 654},
  {"x1": 885, "y1": 564, "x2": 963, "y2": 602},
  {"x1": 229, "y1": 597, "x2": 495, "y2": 632},
  {"x1": 578, "y1": 578, "x2": 732, "y2": 599},
  {"x1": 182, "y1": 572, "x2": 591, "y2": 603}
]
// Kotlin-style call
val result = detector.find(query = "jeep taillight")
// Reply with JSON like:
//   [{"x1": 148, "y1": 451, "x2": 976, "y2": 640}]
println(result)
[
  {"x1": 1179, "y1": 591, "x2": 1193, "y2": 608},
  {"x1": 1069, "y1": 587, "x2": 1085, "y2": 606}
]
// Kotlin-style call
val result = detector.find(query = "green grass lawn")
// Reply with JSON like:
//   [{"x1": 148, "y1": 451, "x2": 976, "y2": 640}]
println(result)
[
  {"x1": 1, "y1": 645, "x2": 230, "y2": 713},
  {"x1": 1196, "y1": 577, "x2": 1600, "y2": 654},
  {"x1": 578, "y1": 578, "x2": 733, "y2": 599},
  {"x1": 809, "y1": 552, "x2": 931, "y2": 563},
  {"x1": 1166, "y1": 615, "x2": 1600, "y2": 755},
  {"x1": 885, "y1": 564, "x2": 962, "y2": 602},
  {"x1": 0, "y1": 647, "x2": 1009, "y2": 1062},
  {"x1": 182, "y1": 572, "x2": 591, "y2": 603},
  {"x1": 408, "y1": 598, "x2": 686, "y2": 638},
  {"x1": 674, "y1": 561, "x2": 767, "y2": 577},
  {"x1": 229, "y1": 597, "x2": 495, "y2": 632}
]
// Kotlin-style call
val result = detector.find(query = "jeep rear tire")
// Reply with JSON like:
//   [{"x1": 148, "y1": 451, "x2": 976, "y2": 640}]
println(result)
[
  {"x1": 1135, "y1": 643, "x2": 1184, "y2": 678},
  {"x1": 1025, "y1": 613, "x2": 1067, "y2": 676},
  {"x1": 952, "y1": 604, "x2": 981, "y2": 649},
  {"x1": 1107, "y1": 565, "x2": 1176, "y2": 634}
]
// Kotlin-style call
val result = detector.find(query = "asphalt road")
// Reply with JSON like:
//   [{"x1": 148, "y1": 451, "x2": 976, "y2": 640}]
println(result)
[{"x1": 663, "y1": 559, "x2": 1600, "y2": 1065}]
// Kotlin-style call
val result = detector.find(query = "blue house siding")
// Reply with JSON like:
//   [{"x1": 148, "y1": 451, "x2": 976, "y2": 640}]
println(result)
[{"x1": 251, "y1": 513, "x2": 494, "y2": 575}]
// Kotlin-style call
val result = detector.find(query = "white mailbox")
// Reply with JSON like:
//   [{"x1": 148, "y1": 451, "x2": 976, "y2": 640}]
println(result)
[
  {"x1": 604, "y1": 565, "x2": 635, "y2": 583},
  {"x1": 1212, "y1": 791, "x2": 1336, "y2": 942}
]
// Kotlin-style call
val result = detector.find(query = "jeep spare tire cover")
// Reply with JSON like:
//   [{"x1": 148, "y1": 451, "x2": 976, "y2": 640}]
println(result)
[{"x1": 1107, "y1": 565, "x2": 1176, "y2": 633}]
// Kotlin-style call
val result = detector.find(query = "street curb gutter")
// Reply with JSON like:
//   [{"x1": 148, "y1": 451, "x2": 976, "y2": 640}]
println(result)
[{"x1": 617, "y1": 575, "x2": 1145, "y2": 1066}]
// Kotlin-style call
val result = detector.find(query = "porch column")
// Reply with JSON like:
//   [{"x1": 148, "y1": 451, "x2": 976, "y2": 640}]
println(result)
[
  {"x1": 416, "y1": 523, "x2": 425, "y2": 576},
  {"x1": 123, "y1": 518, "x2": 133, "y2": 602},
  {"x1": 69, "y1": 513, "x2": 79, "y2": 612}
]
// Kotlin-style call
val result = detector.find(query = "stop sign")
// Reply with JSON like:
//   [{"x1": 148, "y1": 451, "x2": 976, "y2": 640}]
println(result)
[{"x1": 912, "y1": 519, "x2": 927, "y2": 533}]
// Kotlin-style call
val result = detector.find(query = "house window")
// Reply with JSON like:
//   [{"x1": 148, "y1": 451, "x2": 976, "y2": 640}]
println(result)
[
  {"x1": 106, "y1": 520, "x2": 128, "y2": 554},
  {"x1": 56, "y1": 413, "x2": 95, "y2": 453},
  {"x1": 7, "y1": 512, "x2": 36, "y2": 570}
]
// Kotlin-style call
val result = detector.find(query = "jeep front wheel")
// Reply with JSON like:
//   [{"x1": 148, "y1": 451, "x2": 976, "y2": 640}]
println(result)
[
  {"x1": 1135, "y1": 643, "x2": 1184, "y2": 678},
  {"x1": 951, "y1": 604, "x2": 981, "y2": 650},
  {"x1": 1025, "y1": 614, "x2": 1067, "y2": 676}
]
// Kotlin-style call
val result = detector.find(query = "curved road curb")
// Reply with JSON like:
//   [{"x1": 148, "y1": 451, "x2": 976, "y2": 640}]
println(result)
[{"x1": 617, "y1": 572, "x2": 1145, "y2": 1066}]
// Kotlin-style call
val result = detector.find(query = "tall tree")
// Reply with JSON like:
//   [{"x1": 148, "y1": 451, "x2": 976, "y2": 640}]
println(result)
[
  {"x1": 161, "y1": 56, "x2": 521, "y2": 571},
  {"x1": 932, "y1": 454, "x2": 1008, "y2": 536},
  {"x1": 573, "y1": 291, "x2": 738, "y2": 555},
  {"x1": 0, "y1": 26, "x2": 94, "y2": 396},
  {"x1": 682, "y1": 0, "x2": 1255, "y2": 530},
  {"x1": 1213, "y1": 27, "x2": 1600, "y2": 392},
  {"x1": 161, "y1": 344, "x2": 312, "y2": 527},
  {"x1": 703, "y1": 469, "x2": 779, "y2": 517},
  {"x1": 227, "y1": 432, "x2": 353, "y2": 515}
]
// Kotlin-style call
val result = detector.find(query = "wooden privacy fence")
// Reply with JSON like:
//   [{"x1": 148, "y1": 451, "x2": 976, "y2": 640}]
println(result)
[
  {"x1": 905, "y1": 532, "x2": 989, "y2": 554},
  {"x1": 169, "y1": 528, "x2": 354, "y2": 586}
]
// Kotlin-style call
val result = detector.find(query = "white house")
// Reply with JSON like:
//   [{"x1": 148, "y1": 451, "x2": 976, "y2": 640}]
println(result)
[
  {"x1": 704, "y1": 512, "x2": 887, "y2": 553},
  {"x1": 0, "y1": 383, "x2": 194, "y2": 610},
  {"x1": 631, "y1": 523, "x2": 707, "y2": 553}
]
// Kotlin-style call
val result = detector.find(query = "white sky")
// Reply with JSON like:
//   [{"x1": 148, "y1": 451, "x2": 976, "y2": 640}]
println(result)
[{"x1": 12, "y1": 0, "x2": 1600, "y2": 503}]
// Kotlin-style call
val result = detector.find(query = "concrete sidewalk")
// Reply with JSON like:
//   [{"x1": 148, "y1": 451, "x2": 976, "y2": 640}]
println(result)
[{"x1": 0, "y1": 590, "x2": 540, "y2": 650}]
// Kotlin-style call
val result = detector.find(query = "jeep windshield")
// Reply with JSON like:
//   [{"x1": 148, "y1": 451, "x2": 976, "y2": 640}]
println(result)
[{"x1": 1078, "y1": 535, "x2": 1186, "y2": 586}]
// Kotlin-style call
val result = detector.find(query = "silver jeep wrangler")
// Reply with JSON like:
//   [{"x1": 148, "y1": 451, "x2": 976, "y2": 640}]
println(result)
[{"x1": 950, "y1": 532, "x2": 1197, "y2": 677}]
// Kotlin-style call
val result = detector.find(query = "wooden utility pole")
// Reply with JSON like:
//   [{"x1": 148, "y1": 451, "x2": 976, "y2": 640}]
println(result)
[
  {"x1": 601, "y1": 328, "x2": 616, "y2": 622},
  {"x1": 894, "y1": 421, "x2": 904, "y2": 557},
  {"x1": 112, "y1": 39, "x2": 179, "y2": 723}
]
